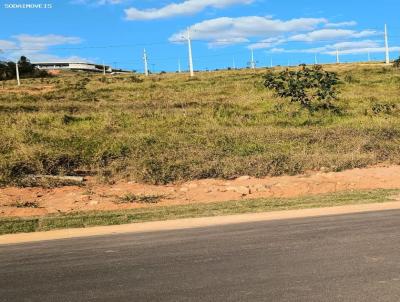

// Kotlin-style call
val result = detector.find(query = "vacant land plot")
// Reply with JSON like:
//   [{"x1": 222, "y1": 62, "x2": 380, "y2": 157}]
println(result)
[{"x1": 1, "y1": 63, "x2": 400, "y2": 186}]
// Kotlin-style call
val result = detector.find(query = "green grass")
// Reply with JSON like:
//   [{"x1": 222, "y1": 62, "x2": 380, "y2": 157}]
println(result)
[
  {"x1": 1, "y1": 189, "x2": 398, "y2": 235},
  {"x1": 1, "y1": 63, "x2": 400, "y2": 185}
]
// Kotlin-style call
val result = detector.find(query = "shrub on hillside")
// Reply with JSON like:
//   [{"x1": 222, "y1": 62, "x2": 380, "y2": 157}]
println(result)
[
  {"x1": 0, "y1": 61, "x2": 16, "y2": 81},
  {"x1": 129, "y1": 75, "x2": 143, "y2": 83},
  {"x1": 263, "y1": 64, "x2": 340, "y2": 112},
  {"x1": 370, "y1": 101, "x2": 398, "y2": 115}
]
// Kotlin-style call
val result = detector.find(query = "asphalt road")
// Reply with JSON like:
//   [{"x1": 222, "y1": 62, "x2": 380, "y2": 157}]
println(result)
[{"x1": 1, "y1": 210, "x2": 400, "y2": 302}]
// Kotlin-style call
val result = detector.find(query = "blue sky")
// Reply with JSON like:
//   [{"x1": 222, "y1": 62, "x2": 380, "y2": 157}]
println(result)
[{"x1": 1, "y1": 0, "x2": 400, "y2": 72}]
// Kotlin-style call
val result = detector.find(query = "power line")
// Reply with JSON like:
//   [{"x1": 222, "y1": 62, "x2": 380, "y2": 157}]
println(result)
[
  {"x1": 3, "y1": 23, "x2": 398, "y2": 74},
  {"x1": 3, "y1": 29, "x2": 400, "y2": 52},
  {"x1": 1, "y1": 41, "x2": 172, "y2": 51}
]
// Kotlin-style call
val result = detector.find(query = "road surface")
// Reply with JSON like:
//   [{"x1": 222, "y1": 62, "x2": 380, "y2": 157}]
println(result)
[{"x1": 1, "y1": 210, "x2": 400, "y2": 301}]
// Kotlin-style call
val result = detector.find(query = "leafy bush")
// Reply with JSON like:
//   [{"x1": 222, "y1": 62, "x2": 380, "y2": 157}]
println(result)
[{"x1": 264, "y1": 64, "x2": 340, "y2": 112}]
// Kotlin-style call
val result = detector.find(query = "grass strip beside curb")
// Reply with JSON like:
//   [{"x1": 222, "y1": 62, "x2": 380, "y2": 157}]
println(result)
[{"x1": 1, "y1": 189, "x2": 399, "y2": 235}]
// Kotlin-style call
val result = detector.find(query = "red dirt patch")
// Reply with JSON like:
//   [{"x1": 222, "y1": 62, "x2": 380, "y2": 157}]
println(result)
[{"x1": 1, "y1": 165, "x2": 400, "y2": 218}]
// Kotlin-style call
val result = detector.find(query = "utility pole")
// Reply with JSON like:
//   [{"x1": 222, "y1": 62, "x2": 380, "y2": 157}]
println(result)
[
  {"x1": 384, "y1": 24, "x2": 390, "y2": 65},
  {"x1": 250, "y1": 49, "x2": 256, "y2": 69},
  {"x1": 15, "y1": 61, "x2": 20, "y2": 86},
  {"x1": 336, "y1": 49, "x2": 340, "y2": 64},
  {"x1": 187, "y1": 29, "x2": 194, "y2": 77},
  {"x1": 143, "y1": 49, "x2": 149, "y2": 76}
]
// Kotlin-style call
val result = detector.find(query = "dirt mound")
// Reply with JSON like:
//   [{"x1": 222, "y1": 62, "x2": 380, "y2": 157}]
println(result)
[{"x1": 1, "y1": 165, "x2": 400, "y2": 218}]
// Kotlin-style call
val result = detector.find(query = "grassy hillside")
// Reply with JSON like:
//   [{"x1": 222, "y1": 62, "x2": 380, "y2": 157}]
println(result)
[{"x1": 1, "y1": 63, "x2": 400, "y2": 186}]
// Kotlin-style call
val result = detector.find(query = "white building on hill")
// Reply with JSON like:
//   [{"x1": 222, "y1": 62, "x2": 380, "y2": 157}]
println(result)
[{"x1": 32, "y1": 62, "x2": 130, "y2": 74}]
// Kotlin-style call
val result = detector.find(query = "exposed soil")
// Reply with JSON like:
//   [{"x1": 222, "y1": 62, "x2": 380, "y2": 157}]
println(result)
[{"x1": 1, "y1": 165, "x2": 400, "y2": 218}]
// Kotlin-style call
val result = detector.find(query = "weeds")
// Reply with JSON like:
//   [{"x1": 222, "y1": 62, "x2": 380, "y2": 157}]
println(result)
[
  {"x1": 371, "y1": 102, "x2": 398, "y2": 115},
  {"x1": 117, "y1": 193, "x2": 164, "y2": 204},
  {"x1": 12, "y1": 201, "x2": 40, "y2": 208}
]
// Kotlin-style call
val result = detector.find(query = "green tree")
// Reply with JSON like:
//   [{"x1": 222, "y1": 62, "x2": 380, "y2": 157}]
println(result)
[
  {"x1": 18, "y1": 56, "x2": 35, "y2": 74},
  {"x1": 264, "y1": 64, "x2": 340, "y2": 112},
  {"x1": 0, "y1": 61, "x2": 16, "y2": 81}
]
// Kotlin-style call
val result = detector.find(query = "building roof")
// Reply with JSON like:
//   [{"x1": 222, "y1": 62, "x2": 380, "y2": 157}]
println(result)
[{"x1": 32, "y1": 61, "x2": 131, "y2": 73}]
